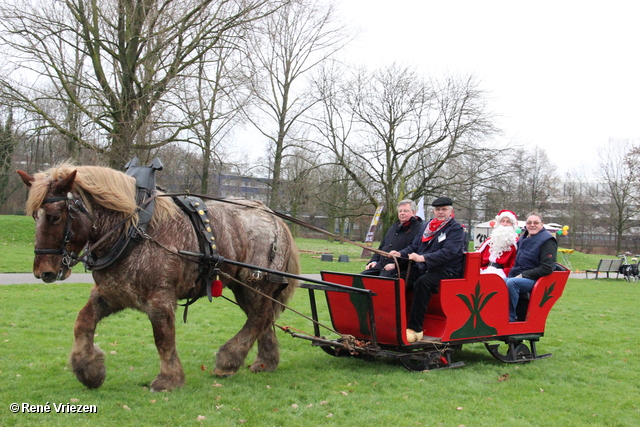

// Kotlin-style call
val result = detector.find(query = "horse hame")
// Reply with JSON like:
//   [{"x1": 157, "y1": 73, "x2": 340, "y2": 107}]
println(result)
[{"x1": 17, "y1": 163, "x2": 299, "y2": 391}]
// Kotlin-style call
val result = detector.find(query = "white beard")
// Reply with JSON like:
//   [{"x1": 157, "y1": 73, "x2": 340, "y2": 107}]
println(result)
[{"x1": 489, "y1": 225, "x2": 518, "y2": 257}]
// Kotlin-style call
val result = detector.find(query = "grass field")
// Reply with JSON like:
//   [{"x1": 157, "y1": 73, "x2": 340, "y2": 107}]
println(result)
[
  {"x1": 1, "y1": 278, "x2": 639, "y2": 426},
  {"x1": 1, "y1": 215, "x2": 639, "y2": 426}
]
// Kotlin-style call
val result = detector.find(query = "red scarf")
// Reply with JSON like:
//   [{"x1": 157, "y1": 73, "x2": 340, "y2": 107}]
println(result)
[
  {"x1": 401, "y1": 217, "x2": 415, "y2": 227},
  {"x1": 422, "y1": 217, "x2": 451, "y2": 242}
]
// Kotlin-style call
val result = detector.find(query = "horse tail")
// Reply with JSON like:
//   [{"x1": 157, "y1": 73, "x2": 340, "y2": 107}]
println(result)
[{"x1": 275, "y1": 232, "x2": 300, "y2": 314}]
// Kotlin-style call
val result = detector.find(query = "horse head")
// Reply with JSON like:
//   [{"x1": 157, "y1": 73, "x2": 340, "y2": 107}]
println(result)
[{"x1": 18, "y1": 169, "x2": 93, "y2": 283}]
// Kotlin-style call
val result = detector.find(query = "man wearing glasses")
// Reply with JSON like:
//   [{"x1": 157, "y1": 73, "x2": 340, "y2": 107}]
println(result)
[{"x1": 506, "y1": 212, "x2": 558, "y2": 322}]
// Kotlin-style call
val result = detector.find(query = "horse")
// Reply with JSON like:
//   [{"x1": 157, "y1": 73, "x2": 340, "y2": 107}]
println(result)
[{"x1": 17, "y1": 163, "x2": 299, "y2": 391}]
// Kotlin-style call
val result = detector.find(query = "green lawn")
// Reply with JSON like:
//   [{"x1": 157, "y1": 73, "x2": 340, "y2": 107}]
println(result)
[
  {"x1": 1, "y1": 214, "x2": 639, "y2": 425},
  {"x1": 1, "y1": 277, "x2": 638, "y2": 426}
]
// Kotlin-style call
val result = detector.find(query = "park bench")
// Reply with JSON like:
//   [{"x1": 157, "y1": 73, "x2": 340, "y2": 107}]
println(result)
[{"x1": 585, "y1": 258, "x2": 622, "y2": 279}]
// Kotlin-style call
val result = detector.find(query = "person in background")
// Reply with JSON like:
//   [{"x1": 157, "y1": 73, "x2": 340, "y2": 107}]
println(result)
[
  {"x1": 477, "y1": 210, "x2": 519, "y2": 280},
  {"x1": 389, "y1": 197, "x2": 465, "y2": 343},
  {"x1": 361, "y1": 199, "x2": 423, "y2": 279},
  {"x1": 505, "y1": 212, "x2": 557, "y2": 322}
]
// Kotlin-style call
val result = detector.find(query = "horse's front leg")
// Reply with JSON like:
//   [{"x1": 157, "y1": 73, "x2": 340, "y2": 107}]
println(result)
[
  {"x1": 70, "y1": 287, "x2": 120, "y2": 389},
  {"x1": 147, "y1": 300, "x2": 185, "y2": 392}
]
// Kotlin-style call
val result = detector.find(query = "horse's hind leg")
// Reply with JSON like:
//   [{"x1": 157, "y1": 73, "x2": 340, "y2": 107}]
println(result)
[
  {"x1": 250, "y1": 325, "x2": 280, "y2": 373},
  {"x1": 70, "y1": 288, "x2": 120, "y2": 389},
  {"x1": 214, "y1": 287, "x2": 277, "y2": 377},
  {"x1": 250, "y1": 289, "x2": 286, "y2": 372},
  {"x1": 147, "y1": 300, "x2": 185, "y2": 392}
]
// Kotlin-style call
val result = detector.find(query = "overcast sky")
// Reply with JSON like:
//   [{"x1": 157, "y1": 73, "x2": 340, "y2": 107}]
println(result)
[{"x1": 335, "y1": 0, "x2": 640, "y2": 174}]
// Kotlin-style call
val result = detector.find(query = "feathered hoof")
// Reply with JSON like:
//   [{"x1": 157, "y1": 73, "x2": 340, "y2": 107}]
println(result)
[
  {"x1": 150, "y1": 372, "x2": 185, "y2": 392},
  {"x1": 70, "y1": 345, "x2": 106, "y2": 389},
  {"x1": 249, "y1": 360, "x2": 277, "y2": 373}
]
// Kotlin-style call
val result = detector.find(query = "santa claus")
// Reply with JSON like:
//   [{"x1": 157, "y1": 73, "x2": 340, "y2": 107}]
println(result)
[{"x1": 477, "y1": 210, "x2": 519, "y2": 279}]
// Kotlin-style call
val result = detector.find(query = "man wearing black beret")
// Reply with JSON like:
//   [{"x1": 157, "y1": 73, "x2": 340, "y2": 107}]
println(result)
[{"x1": 389, "y1": 196, "x2": 466, "y2": 342}]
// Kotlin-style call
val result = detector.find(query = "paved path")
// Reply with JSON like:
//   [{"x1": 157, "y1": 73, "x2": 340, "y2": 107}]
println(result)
[
  {"x1": 1, "y1": 272, "x2": 588, "y2": 285},
  {"x1": 0, "y1": 273, "x2": 325, "y2": 285},
  {"x1": 0, "y1": 273, "x2": 95, "y2": 285}
]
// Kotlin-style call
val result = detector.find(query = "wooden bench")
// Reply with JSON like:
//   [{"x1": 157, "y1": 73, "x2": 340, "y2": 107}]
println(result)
[{"x1": 585, "y1": 258, "x2": 622, "y2": 279}]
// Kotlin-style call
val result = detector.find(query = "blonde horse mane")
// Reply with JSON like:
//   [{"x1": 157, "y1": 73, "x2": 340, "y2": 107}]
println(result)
[{"x1": 25, "y1": 163, "x2": 178, "y2": 226}]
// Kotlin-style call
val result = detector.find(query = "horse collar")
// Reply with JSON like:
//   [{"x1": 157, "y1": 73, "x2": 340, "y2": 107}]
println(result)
[{"x1": 84, "y1": 158, "x2": 162, "y2": 271}]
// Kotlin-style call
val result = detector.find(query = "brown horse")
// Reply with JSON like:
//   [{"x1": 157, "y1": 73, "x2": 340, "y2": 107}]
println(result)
[{"x1": 17, "y1": 163, "x2": 299, "y2": 391}]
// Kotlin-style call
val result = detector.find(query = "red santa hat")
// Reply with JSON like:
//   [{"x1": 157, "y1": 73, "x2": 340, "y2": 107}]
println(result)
[{"x1": 495, "y1": 209, "x2": 518, "y2": 226}]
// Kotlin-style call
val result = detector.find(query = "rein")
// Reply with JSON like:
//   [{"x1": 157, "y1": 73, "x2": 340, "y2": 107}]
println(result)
[
  {"x1": 38, "y1": 187, "x2": 403, "y2": 281},
  {"x1": 158, "y1": 192, "x2": 394, "y2": 261},
  {"x1": 36, "y1": 178, "x2": 401, "y2": 342},
  {"x1": 158, "y1": 192, "x2": 406, "y2": 279},
  {"x1": 216, "y1": 268, "x2": 346, "y2": 340}
]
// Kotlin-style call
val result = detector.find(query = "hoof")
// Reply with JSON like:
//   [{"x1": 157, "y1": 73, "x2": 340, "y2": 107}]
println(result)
[
  {"x1": 70, "y1": 345, "x2": 106, "y2": 389},
  {"x1": 213, "y1": 367, "x2": 237, "y2": 378},
  {"x1": 150, "y1": 373, "x2": 185, "y2": 392},
  {"x1": 249, "y1": 360, "x2": 277, "y2": 373}
]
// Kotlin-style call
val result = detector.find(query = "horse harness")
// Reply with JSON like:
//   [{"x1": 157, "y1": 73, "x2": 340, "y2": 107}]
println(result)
[
  {"x1": 172, "y1": 194, "x2": 223, "y2": 306},
  {"x1": 35, "y1": 158, "x2": 287, "y2": 316},
  {"x1": 172, "y1": 194, "x2": 290, "y2": 322},
  {"x1": 34, "y1": 192, "x2": 93, "y2": 275},
  {"x1": 34, "y1": 160, "x2": 349, "y2": 334},
  {"x1": 33, "y1": 158, "x2": 160, "y2": 273}
]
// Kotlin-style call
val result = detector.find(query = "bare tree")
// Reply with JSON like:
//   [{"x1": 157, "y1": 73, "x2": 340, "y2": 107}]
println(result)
[
  {"x1": 244, "y1": 0, "x2": 349, "y2": 210},
  {"x1": 628, "y1": 144, "x2": 640, "y2": 205},
  {"x1": 441, "y1": 147, "x2": 515, "y2": 228},
  {"x1": 558, "y1": 171, "x2": 595, "y2": 251},
  {"x1": 0, "y1": 109, "x2": 16, "y2": 207},
  {"x1": 312, "y1": 63, "x2": 495, "y2": 230},
  {"x1": 279, "y1": 147, "x2": 319, "y2": 237},
  {"x1": 504, "y1": 146, "x2": 558, "y2": 216},
  {"x1": 590, "y1": 138, "x2": 640, "y2": 254},
  {"x1": 313, "y1": 161, "x2": 371, "y2": 240},
  {"x1": 306, "y1": 63, "x2": 371, "y2": 237},
  {"x1": 0, "y1": 0, "x2": 284, "y2": 168},
  {"x1": 173, "y1": 38, "x2": 250, "y2": 194}
]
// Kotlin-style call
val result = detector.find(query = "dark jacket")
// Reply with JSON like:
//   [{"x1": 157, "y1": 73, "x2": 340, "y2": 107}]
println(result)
[
  {"x1": 398, "y1": 217, "x2": 465, "y2": 277},
  {"x1": 509, "y1": 228, "x2": 557, "y2": 280},
  {"x1": 368, "y1": 216, "x2": 423, "y2": 271}
]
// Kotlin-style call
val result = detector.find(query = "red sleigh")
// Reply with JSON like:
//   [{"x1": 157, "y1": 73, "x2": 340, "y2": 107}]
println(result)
[{"x1": 294, "y1": 252, "x2": 569, "y2": 371}]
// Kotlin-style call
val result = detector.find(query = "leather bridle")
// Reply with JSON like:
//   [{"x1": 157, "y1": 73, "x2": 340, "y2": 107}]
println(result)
[{"x1": 34, "y1": 192, "x2": 92, "y2": 273}]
